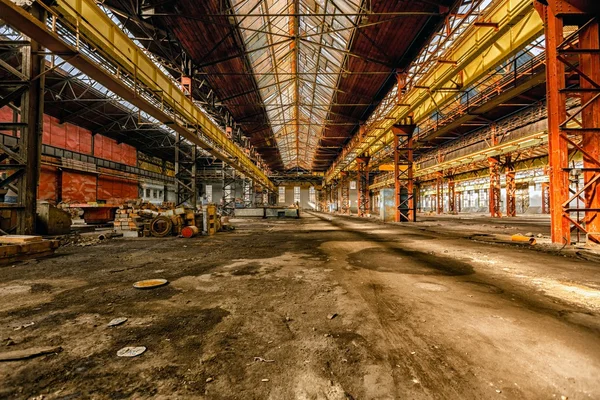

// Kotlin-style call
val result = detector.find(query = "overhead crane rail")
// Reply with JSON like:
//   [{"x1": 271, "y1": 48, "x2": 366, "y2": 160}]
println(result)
[
  {"x1": 0, "y1": 0, "x2": 276, "y2": 191},
  {"x1": 325, "y1": 0, "x2": 545, "y2": 184},
  {"x1": 367, "y1": 50, "x2": 548, "y2": 170}
]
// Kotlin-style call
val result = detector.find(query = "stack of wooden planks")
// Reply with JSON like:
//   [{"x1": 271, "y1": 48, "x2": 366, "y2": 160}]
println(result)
[{"x1": 0, "y1": 235, "x2": 60, "y2": 265}]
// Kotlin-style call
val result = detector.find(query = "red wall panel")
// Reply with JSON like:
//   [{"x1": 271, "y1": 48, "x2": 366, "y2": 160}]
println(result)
[
  {"x1": 0, "y1": 106, "x2": 16, "y2": 136},
  {"x1": 39, "y1": 166, "x2": 58, "y2": 202},
  {"x1": 61, "y1": 171, "x2": 97, "y2": 203},
  {"x1": 79, "y1": 127, "x2": 92, "y2": 154},
  {"x1": 1, "y1": 107, "x2": 140, "y2": 203},
  {"x1": 42, "y1": 114, "x2": 51, "y2": 144},
  {"x1": 98, "y1": 176, "x2": 138, "y2": 203},
  {"x1": 49, "y1": 118, "x2": 66, "y2": 149}
]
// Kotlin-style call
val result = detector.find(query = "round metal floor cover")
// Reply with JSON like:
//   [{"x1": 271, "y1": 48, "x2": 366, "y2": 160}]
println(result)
[
  {"x1": 133, "y1": 279, "x2": 168, "y2": 289},
  {"x1": 117, "y1": 346, "x2": 146, "y2": 357}
]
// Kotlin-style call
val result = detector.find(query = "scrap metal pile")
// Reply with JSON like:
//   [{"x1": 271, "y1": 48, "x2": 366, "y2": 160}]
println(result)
[{"x1": 112, "y1": 200, "x2": 218, "y2": 238}]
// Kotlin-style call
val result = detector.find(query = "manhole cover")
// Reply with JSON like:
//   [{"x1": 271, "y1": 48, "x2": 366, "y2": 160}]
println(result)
[
  {"x1": 117, "y1": 346, "x2": 146, "y2": 357},
  {"x1": 133, "y1": 279, "x2": 168, "y2": 289},
  {"x1": 414, "y1": 282, "x2": 449, "y2": 292}
]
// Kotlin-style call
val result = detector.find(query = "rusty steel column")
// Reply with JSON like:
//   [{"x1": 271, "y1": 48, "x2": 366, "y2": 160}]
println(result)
[
  {"x1": 392, "y1": 123, "x2": 416, "y2": 222},
  {"x1": 535, "y1": 0, "x2": 600, "y2": 243},
  {"x1": 448, "y1": 178, "x2": 456, "y2": 214},
  {"x1": 321, "y1": 187, "x2": 328, "y2": 213},
  {"x1": 436, "y1": 173, "x2": 443, "y2": 214},
  {"x1": 356, "y1": 156, "x2": 370, "y2": 217},
  {"x1": 331, "y1": 180, "x2": 339, "y2": 212},
  {"x1": 489, "y1": 157, "x2": 502, "y2": 217},
  {"x1": 541, "y1": 182, "x2": 550, "y2": 214},
  {"x1": 11, "y1": 4, "x2": 45, "y2": 234},
  {"x1": 506, "y1": 155, "x2": 517, "y2": 217},
  {"x1": 579, "y1": 13, "x2": 600, "y2": 242},
  {"x1": 340, "y1": 171, "x2": 350, "y2": 215}
]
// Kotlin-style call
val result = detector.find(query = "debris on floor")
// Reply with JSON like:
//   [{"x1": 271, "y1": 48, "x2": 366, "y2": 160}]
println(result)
[
  {"x1": 132, "y1": 279, "x2": 169, "y2": 289},
  {"x1": 116, "y1": 346, "x2": 146, "y2": 358},
  {"x1": 0, "y1": 346, "x2": 62, "y2": 362},
  {"x1": 107, "y1": 317, "x2": 128, "y2": 327}
]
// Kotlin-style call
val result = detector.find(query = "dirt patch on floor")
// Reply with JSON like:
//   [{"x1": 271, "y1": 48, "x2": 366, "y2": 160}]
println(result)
[{"x1": 0, "y1": 215, "x2": 599, "y2": 399}]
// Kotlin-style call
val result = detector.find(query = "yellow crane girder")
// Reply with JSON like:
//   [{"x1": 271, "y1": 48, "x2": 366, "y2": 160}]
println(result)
[
  {"x1": 326, "y1": 0, "x2": 544, "y2": 184},
  {"x1": 0, "y1": 0, "x2": 276, "y2": 191}
]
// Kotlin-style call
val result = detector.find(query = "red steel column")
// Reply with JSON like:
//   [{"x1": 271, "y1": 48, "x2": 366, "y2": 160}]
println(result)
[
  {"x1": 436, "y1": 173, "x2": 443, "y2": 214},
  {"x1": 506, "y1": 155, "x2": 517, "y2": 217},
  {"x1": 331, "y1": 180, "x2": 339, "y2": 212},
  {"x1": 340, "y1": 171, "x2": 350, "y2": 215},
  {"x1": 489, "y1": 157, "x2": 502, "y2": 217},
  {"x1": 542, "y1": 1, "x2": 569, "y2": 242},
  {"x1": 448, "y1": 178, "x2": 456, "y2": 214},
  {"x1": 579, "y1": 16, "x2": 600, "y2": 242},
  {"x1": 541, "y1": 182, "x2": 550, "y2": 214},
  {"x1": 356, "y1": 156, "x2": 370, "y2": 217},
  {"x1": 392, "y1": 123, "x2": 416, "y2": 222}
]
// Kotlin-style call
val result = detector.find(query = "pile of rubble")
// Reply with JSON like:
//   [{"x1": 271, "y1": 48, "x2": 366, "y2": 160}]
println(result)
[{"x1": 113, "y1": 200, "x2": 209, "y2": 238}]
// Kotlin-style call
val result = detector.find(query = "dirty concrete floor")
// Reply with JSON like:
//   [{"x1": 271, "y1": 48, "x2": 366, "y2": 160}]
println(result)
[{"x1": 1, "y1": 213, "x2": 599, "y2": 399}]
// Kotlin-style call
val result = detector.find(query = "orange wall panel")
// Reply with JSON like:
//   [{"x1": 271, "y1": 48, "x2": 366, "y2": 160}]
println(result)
[
  {"x1": 61, "y1": 171, "x2": 97, "y2": 203},
  {"x1": 0, "y1": 106, "x2": 16, "y2": 136},
  {"x1": 79, "y1": 128, "x2": 92, "y2": 154},
  {"x1": 98, "y1": 176, "x2": 138, "y2": 203},
  {"x1": 42, "y1": 114, "x2": 52, "y2": 144},
  {"x1": 1, "y1": 107, "x2": 140, "y2": 204},
  {"x1": 39, "y1": 166, "x2": 58, "y2": 203}
]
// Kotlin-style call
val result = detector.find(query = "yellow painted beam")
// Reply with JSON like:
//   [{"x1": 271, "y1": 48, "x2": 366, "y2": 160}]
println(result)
[
  {"x1": 0, "y1": 0, "x2": 275, "y2": 190},
  {"x1": 327, "y1": 0, "x2": 544, "y2": 184}
]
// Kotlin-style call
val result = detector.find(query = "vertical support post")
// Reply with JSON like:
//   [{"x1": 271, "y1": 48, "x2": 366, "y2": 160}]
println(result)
[
  {"x1": 318, "y1": 187, "x2": 327, "y2": 212},
  {"x1": 174, "y1": 134, "x2": 197, "y2": 207},
  {"x1": 242, "y1": 177, "x2": 253, "y2": 208},
  {"x1": 331, "y1": 180, "x2": 339, "y2": 212},
  {"x1": 20, "y1": 19, "x2": 44, "y2": 234},
  {"x1": 340, "y1": 172, "x2": 350, "y2": 214},
  {"x1": 535, "y1": 0, "x2": 600, "y2": 243},
  {"x1": 415, "y1": 182, "x2": 421, "y2": 212},
  {"x1": 392, "y1": 122, "x2": 416, "y2": 222},
  {"x1": 537, "y1": 1, "x2": 569, "y2": 242},
  {"x1": 253, "y1": 184, "x2": 264, "y2": 207},
  {"x1": 505, "y1": 155, "x2": 516, "y2": 217},
  {"x1": 174, "y1": 132, "x2": 181, "y2": 204},
  {"x1": 541, "y1": 182, "x2": 550, "y2": 214},
  {"x1": 489, "y1": 157, "x2": 501, "y2": 217},
  {"x1": 0, "y1": 6, "x2": 46, "y2": 234},
  {"x1": 448, "y1": 178, "x2": 455, "y2": 214},
  {"x1": 190, "y1": 145, "x2": 197, "y2": 209},
  {"x1": 356, "y1": 156, "x2": 370, "y2": 217},
  {"x1": 436, "y1": 173, "x2": 443, "y2": 214},
  {"x1": 579, "y1": 16, "x2": 600, "y2": 242},
  {"x1": 222, "y1": 164, "x2": 236, "y2": 216}
]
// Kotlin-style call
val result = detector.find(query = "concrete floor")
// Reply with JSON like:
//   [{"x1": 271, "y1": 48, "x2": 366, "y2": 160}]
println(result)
[{"x1": 1, "y1": 213, "x2": 599, "y2": 399}]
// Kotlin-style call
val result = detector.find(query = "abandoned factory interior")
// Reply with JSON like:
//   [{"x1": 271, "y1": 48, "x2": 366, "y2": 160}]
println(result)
[{"x1": 0, "y1": 0, "x2": 600, "y2": 398}]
